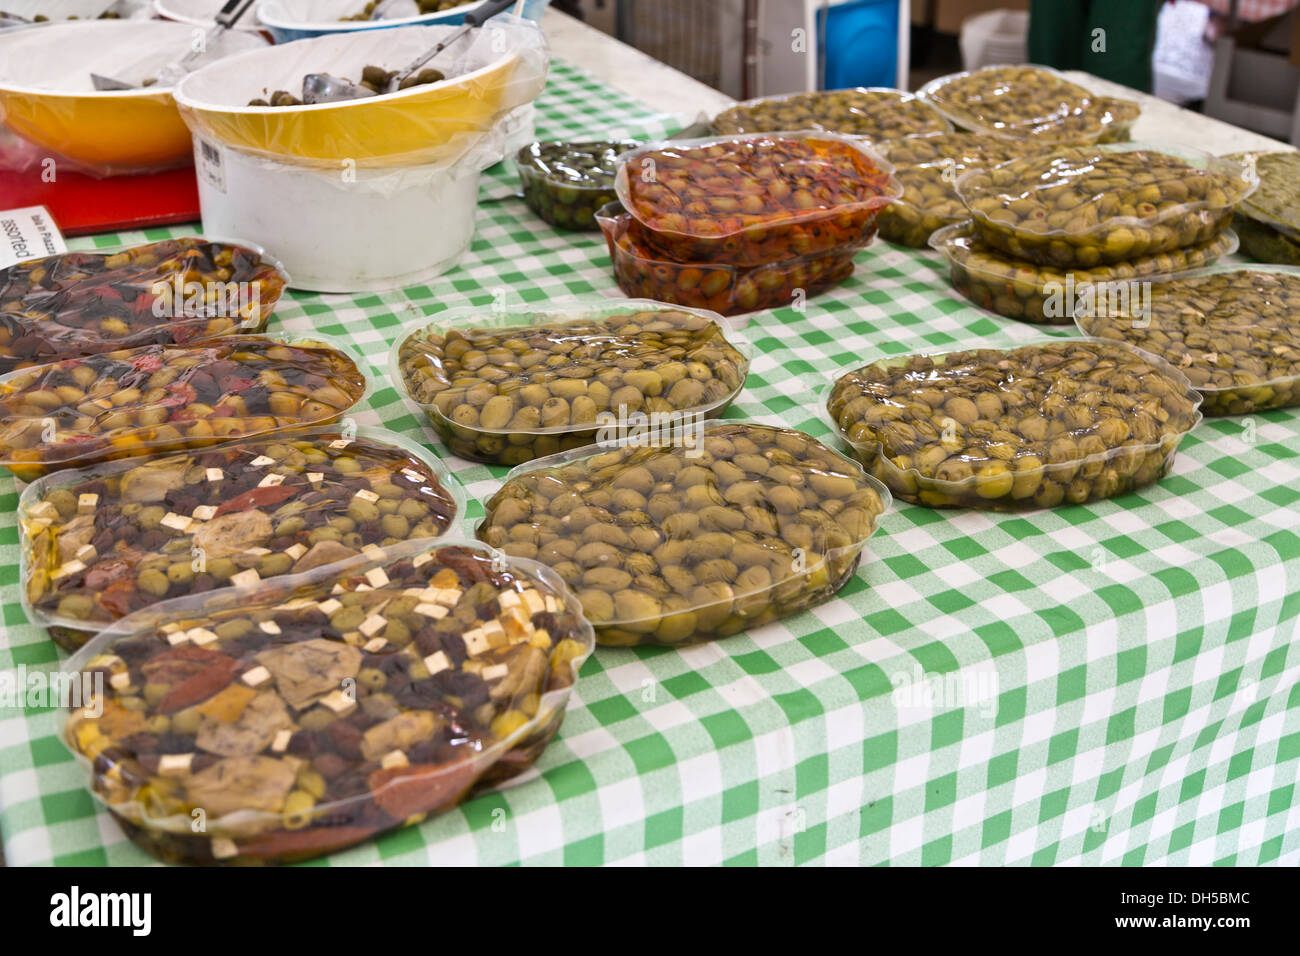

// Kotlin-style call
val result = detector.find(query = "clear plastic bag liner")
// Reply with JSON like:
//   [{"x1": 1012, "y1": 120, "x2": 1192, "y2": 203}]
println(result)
[
  {"x1": 0, "y1": 0, "x2": 152, "y2": 22},
  {"x1": 173, "y1": 17, "x2": 548, "y2": 169}
]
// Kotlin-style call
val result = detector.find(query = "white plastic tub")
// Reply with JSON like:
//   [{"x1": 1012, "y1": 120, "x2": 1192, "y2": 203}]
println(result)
[{"x1": 193, "y1": 136, "x2": 483, "y2": 292}]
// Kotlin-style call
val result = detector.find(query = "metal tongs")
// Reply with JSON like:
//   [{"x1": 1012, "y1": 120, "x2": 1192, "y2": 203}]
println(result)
[
  {"x1": 301, "y1": 0, "x2": 516, "y2": 104},
  {"x1": 90, "y1": 0, "x2": 256, "y2": 91}
]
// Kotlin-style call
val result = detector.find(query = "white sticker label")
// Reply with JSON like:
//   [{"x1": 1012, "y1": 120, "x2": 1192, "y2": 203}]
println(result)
[
  {"x1": 0, "y1": 205, "x2": 65, "y2": 268},
  {"x1": 197, "y1": 138, "x2": 226, "y2": 194}
]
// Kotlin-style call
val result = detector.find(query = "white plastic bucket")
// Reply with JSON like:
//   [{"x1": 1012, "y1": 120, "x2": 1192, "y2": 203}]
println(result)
[{"x1": 193, "y1": 136, "x2": 482, "y2": 292}]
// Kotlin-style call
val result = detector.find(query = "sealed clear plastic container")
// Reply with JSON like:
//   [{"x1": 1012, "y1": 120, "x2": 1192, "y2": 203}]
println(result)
[
  {"x1": 824, "y1": 339, "x2": 1202, "y2": 510},
  {"x1": 477, "y1": 419, "x2": 891, "y2": 646},
  {"x1": 918, "y1": 65, "x2": 1140, "y2": 144},
  {"x1": 516, "y1": 139, "x2": 640, "y2": 230},
  {"x1": 0, "y1": 333, "x2": 368, "y2": 480},
  {"x1": 955, "y1": 143, "x2": 1255, "y2": 269},
  {"x1": 1228, "y1": 150, "x2": 1300, "y2": 243},
  {"x1": 613, "y1": 131, "x2": 901, "y2": 266},
  {"x1": 595, "y1": 202, "x2": 861, "y2": 317},
  {"x1": 393, "y1": 299, "x2": 750, "y2": 466},
  {"x1": 1234, "y1": 213, "x2": 1300, "y2": 265},
  {"x1": 710, "y1": 87, "x2": 951, "y2": 139},
  {"x1": 1075, "y1": 265, "x2": 1300, "y2": 415},
  {"x1": 0, "y1": 238, "x2": 289, "y2": 374},
  {"x1": 930, "y1": 221, "x2": 1239, "y2": 325},
  {"x1": 21, "y1": 424, "x2": 467, "y2": 651},
  {"x1": 874, "y1": 130, "x2": 1045, "y2": 247},
  {"x1": 58, "y1": 538, "x2": 593, "y2": 865}
]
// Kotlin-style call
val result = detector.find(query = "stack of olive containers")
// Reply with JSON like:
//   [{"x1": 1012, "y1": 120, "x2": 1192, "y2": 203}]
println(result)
[
  {"x1": 593, "y1": 130, "x2": 902, "y2": 317},
  {"x1": 929, "y1": 142, "x2": 1255, "y2": 325}
]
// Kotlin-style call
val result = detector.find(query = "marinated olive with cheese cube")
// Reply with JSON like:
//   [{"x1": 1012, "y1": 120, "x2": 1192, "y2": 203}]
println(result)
[
  {"x1": 21, "y1": 426, "x2": 464, "y2": 650},
  {"x1": 60, "y1": 541, "x2": 592, "y2": 865}
]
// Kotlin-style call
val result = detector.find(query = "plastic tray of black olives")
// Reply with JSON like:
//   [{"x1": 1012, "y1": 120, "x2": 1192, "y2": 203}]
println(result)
[
  {"x1": 391, "y1": 300, "x2": 751, "y2": 467},
  {"x1": 59, "y1": 539, "x2": 594, "y2": 865},
  {"x1": 477, "y1": 419, "x2": 891, "y2": 646},
  {"x1": 954, "y1": 143, "x2": 1255, "y2": 269},
  {"x1": 20, "y1": 424, "x2": 468, "y2": 651},
  {"x1": 516, "y1": 139, "x2": 640, "y2": 230},
  {"x1": 824, "y1": 339, "x2": 1203, "y2": 510},
  {"x1": 0, "y1": 332, "x2": 369, "y2": 481},
  {"x1": 930, "y1": 221, "x2": 1239, "y2": 325},
  {"x1": 1075, "y1": 265, "x2": 1300, "y2": 415},
  {"x1": 709, "y1": 87, "x2": 951, "y2": 139}
]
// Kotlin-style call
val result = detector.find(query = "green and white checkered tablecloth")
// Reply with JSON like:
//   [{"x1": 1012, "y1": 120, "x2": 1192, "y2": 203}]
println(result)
[{"x1": 1, "y1": 60, "x2": 1298, "y2": 867}]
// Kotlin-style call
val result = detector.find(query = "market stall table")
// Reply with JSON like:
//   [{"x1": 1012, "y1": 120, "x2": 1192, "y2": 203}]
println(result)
[{"x1": 0, "y1": 14, "x2": 1297, "y2": 866}]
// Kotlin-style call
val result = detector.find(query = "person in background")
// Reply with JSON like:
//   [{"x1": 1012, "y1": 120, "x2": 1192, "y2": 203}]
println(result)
[{"x1": 1028, "y1": 0, "x2": 1166, "y2": 92}]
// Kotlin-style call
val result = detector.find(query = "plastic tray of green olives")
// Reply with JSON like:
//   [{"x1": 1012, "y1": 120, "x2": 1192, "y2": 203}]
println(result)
[
  {"x1": 918, "y1": 65, "x2": 1139, "y2": 144},
  {"x1": 930, "y1": 221, "x2": 1239, "y2": 325},
  {"x1": 710, "y1": 87, "x2": 951, "y2": 139},
  {"x1": 874, "y1": 131, "x2": 1049, "y2": 247},
  {"x1": 392, "y1": 300, "x2": 750, "y2": 467},
  {"x1": 825, "y1": 339, "x2": 1202, "y2": 510},
  {"x1": 1234, "y1": 212, "x2": 1300, "y2": 265},
  {"x1": 0, "y1": 333, "x2": 368, "y2": 481},
  {"x1": 1075, "y1": 265, "x2": 1300, "y2": 415},
  {"x1": 477, "y1": 419, "x2": 891, "y2": 646},
  {"x1": 1228, "y1": 150, "x2": 1300, "y2": 242},
  {"x1": 58, "y1": 539, "x2": 593, "y2": 865},
  {"x1": 955, "y1": 143, "x2": 1255, "y2": 269},
  {"x1": 516, "y1": 139, "x2": 640, "y2": 230},
  {"x1": 20, "y1": 425, "x2": 467, "y2": 651}
]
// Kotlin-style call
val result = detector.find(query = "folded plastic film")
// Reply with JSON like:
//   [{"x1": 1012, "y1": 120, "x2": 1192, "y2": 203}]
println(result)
[
  {"x1": 0, "y1": 21, "x2": 267, "y2": 177},
  {"x1": 175, "y1": 17, "x2": 549, "y2": 169}
]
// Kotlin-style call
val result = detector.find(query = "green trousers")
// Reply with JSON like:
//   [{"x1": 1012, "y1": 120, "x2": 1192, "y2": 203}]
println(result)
[{"x1": 1028, "y1": 0, "x2": 1164, "y2": 92}]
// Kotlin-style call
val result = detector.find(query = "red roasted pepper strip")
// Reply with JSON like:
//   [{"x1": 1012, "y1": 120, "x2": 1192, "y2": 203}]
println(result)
[{"x1": 214, "y1": 484, "x2": 298, "y2": 516}]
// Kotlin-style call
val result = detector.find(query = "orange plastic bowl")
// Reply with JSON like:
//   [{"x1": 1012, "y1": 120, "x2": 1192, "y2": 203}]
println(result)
[{"x1": 0, "y1": 20, "x2": 266, "y2": 173}]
